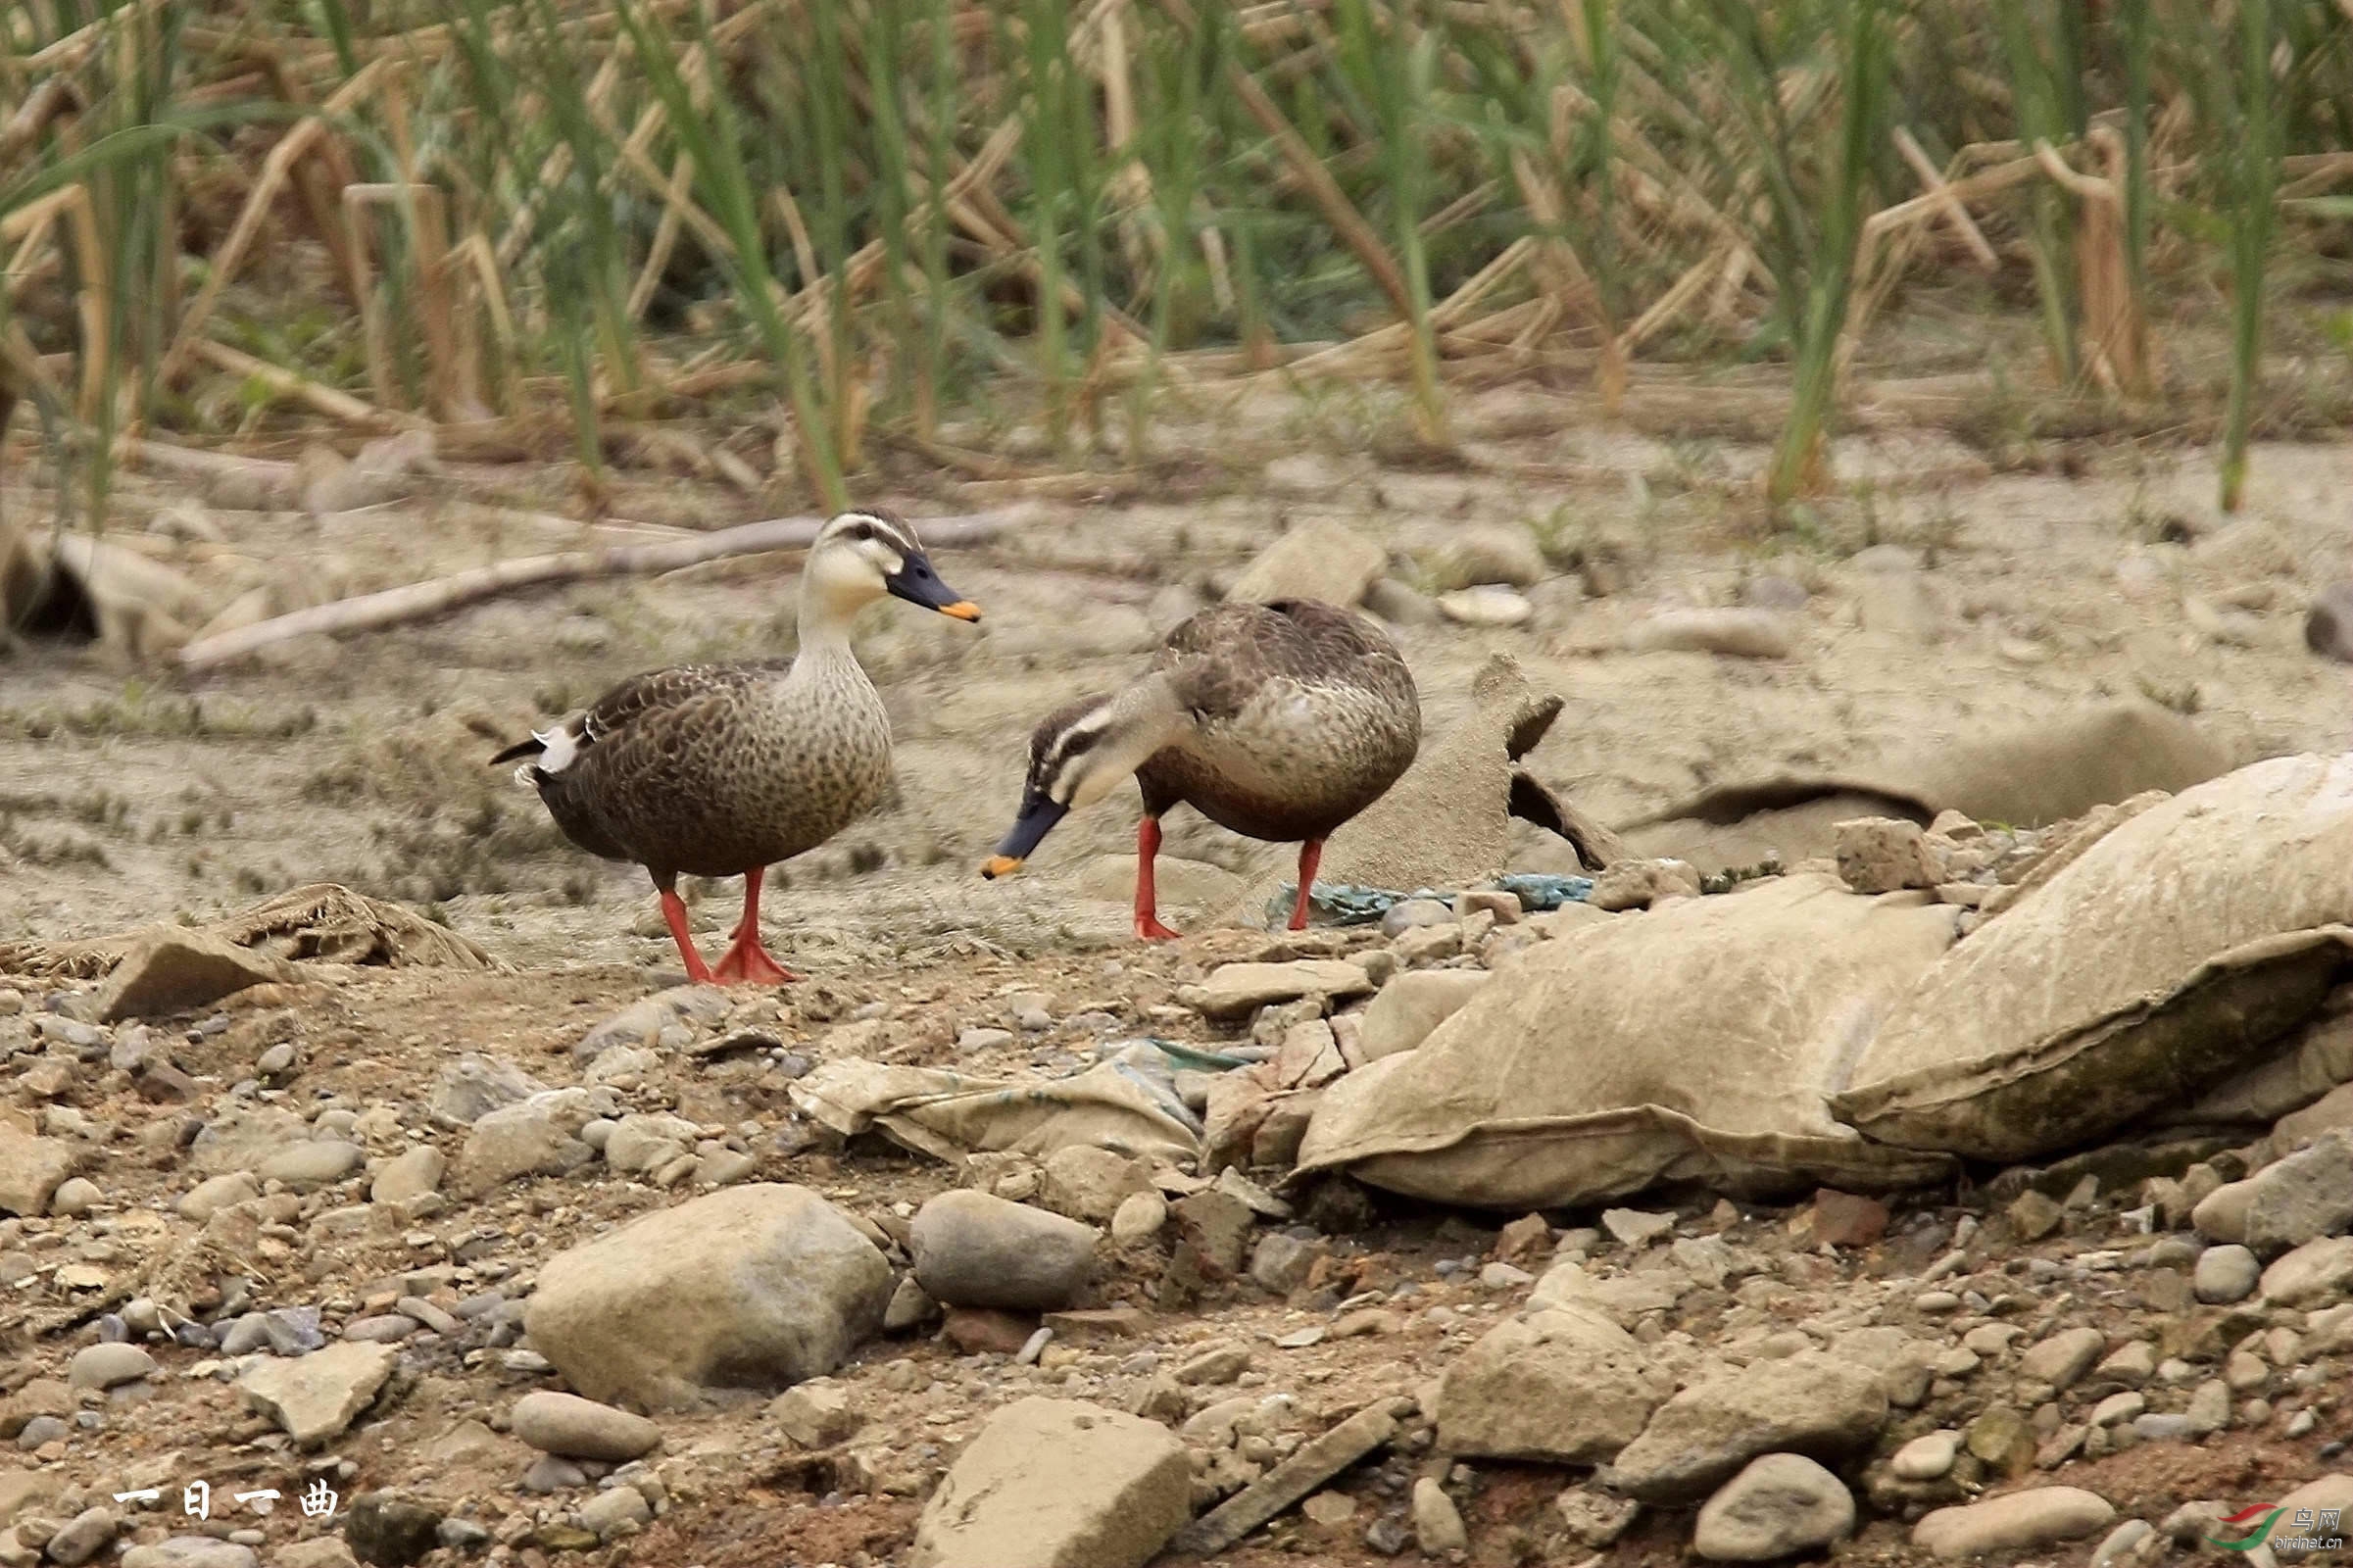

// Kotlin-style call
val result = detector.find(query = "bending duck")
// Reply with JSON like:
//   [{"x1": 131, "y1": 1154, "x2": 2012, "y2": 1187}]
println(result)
[
  {"x1": 981, "y1": 598, "x2": 1419, "y2": 938},
  {"x1": 493, "y1": 510, "x2": 980, "y2": 983}
]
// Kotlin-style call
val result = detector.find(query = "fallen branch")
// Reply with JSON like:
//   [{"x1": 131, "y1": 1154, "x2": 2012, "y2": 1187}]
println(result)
[{"x1": 174, "y1": 512, "x2": 1005, "y2": 672}]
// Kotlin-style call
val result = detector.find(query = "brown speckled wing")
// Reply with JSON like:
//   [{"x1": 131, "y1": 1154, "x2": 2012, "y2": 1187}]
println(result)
[
  {"x1": 577, "y1": 662, "x2": 783, "y2": 750},
  {"x1": 1156, "y1": 599, "x2": 1411, "y2": 718}
]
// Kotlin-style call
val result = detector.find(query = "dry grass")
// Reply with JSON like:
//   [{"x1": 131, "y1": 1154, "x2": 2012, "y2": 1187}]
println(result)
[{"x1": 1, "y1": 0, "x2": 2350, "y2": 528}]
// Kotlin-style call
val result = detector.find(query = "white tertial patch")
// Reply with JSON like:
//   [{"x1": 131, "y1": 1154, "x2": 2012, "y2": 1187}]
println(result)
[{"x1": 533, "y1": 725, "x2": 581, "y2": 773}]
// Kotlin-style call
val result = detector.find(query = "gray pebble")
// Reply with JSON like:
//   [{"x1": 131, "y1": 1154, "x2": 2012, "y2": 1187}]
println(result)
[
  {"x1": 17, "y1": 1414, "x2": 70, "y2": 1448},
  {"x1": 522, "y1": 1455, "x2": 589, "y2": 1493}
]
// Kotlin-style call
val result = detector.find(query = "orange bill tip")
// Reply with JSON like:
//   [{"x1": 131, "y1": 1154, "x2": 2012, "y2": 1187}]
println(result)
[
  {"x1": 940, "y1": 601, "x2": 982, "y2": 622},
  {"x1": 980, "y1": 855, "x2": 1022, "y2": 879}
]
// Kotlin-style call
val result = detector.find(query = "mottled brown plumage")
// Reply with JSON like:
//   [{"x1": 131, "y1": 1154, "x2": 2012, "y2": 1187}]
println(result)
[
  {"x1": 989, "y1": 598, "x2": 1421, "y2": 938},
  {"x1": 492, "y1": 511, "x2": 979, "y2": 983}
]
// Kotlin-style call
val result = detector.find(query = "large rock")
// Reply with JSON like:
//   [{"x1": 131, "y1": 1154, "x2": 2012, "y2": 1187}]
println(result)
[
  {"x1": 2242, "y1": 1133, "x2": 2353, "y2": 1253},
  {"x1": 909, "y1": 1191, "x2": 1099, "y2": 1312},
  {"x1": 508, "y1": 1392, "x2": 661, "y2": 1462},
  {"x1": 910, "y1": 1398, "x2": 1189, "y2": 1568},
  {"x1": 1913, "y1": 1488, "x2": 2115, "y2": 1560},
  {"x1": 0, "y1": 1126, "x2": 75, "y2": 1217},
  {"x1": 1693, "y1": 1454, "x2": 1855, "y2": 1561},
  {"x1": 456, "y1": 1089, "x2": 602, "y2": 1194},
  {"x1": 1225, "y1": 518, "x2": 1386, "y2": 609},
  {"x1": 239, "y1": 1341, "x2": 398, "y2": 1445},
  {"x1": 524, "y1": 1184, "x2": 891, "y2": 1411},
  {"x1": 94, "y1": 929, "x2": 294, "y2": 1021},
  {"x1": 1605, "y1": 1351, "x2": 1887, "y2": 1503},
  {"x1": 1436, "y1": 1307, "x2": 1666, "y2": 1463},
  {"x1": 1356, "y1": 971, "x2": 1491, "y2": 1061}
]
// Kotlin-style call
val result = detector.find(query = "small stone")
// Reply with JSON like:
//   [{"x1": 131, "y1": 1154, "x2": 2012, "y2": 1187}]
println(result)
[
  {"x1": 509, "y1": 1392, "x2": 661, "y2": 1462},
  {"x1": 1411, "y1": 1478, "x2": 1469, "y2": 1556},
  {"x1": 1437, "y1": 586, "x2": 1534, "y2": 627},
  {"x1": 1589, "y1": 858, "x2": 1704, "y2": 912},
  {"x1": 2192, "y1": 1179, "x2": 2256, "y2": 1244},
  {"x1": 521, "y1": 1456, "x2": 587, "y2": 1494},
  {"x1": 237, "y1": 1340, "x2": 399, "y2": 1445},
  {"x1": 1808, "y1": 1190, "x2": 1889, "y2": 1249},
  {"x1": 1111, "y1": 1191, "x2": 1167, "y2": 1246},
  {"x1": 2185, "y1": 1380, "x2": 2231, "y2": 1435},
  {"x1": 1912, "y1": 1488, "x2": 2116, "y2": 1560},
  {"x1": 41, "y1": 1508, "x2": 119, "y2": 1567},
  {"x1": 885, "y1": 1275, "x2": 939, "y2": 1333},
  {"x1": 47, "y1": 1179, "x2": 101, "y2": 1219},
  {"x1": 2194, "y1": 1245, "x2": 2261, "y2": 1303},
  {"x1": 910, "y1": 1190, "x2": 1099, "y2": 1311},
  {"x1": 2242, "y1": 1134, "x2": 2353, "y2": 1253},
  {"x1": 2091, "y1": 1392, "x2": 2147, "y2": 1427},
  {"x1": 369, "y1": 1147, "x2": 445, "y2": 1205},
  {"x1": 1040, "y1": 1147, "x2": 1154, "y2": 1225},
  {"x1": 1555, "y1": 1489, "x2": 1641, "y2": 1549},
  {"x1": 68, "y1": 1344, "x2": 155, "y2": 1391},
  {"x1": 944, "y1": 1306, "x2": 1037, "y2": 1356},
  {"x1": 1250, "y1": 1234, "x2": 1318, "y2": 1295},
  {"x1": 119, "y1": 1540, "x2": 260, "y2": 1568},
  {"x1": 2094, "y1": 1519, "x2": 2156, "y2": 1567},
  {"x1": 0, "y1": 1127, "x2": 75, "y2": 1218},
  {"x1": 1891, "y1": 1431, "x2": 1958, "y2": 1481},
  {"x1": 343, "y1": 1494, "x2": 443, "y2": 1568},
  {"x1": 1300, "y1": 1493, "x2": 1356, "y2": 1528},
  {"x1": 1379, "y1": 900, "x2": 1454, "y2": 938},
  {"x1": 770, "y1": 1378, "x2": 862, "y2": 1448},
  {"x1": 2306, "y1": 581, "x2": 2353, "y2": 662},
  {"x1": 1834, "y1": 817, "x2": 1939, "y2": 894},
  {"x1": 1179, "y1": 960, "x2": 1374, "y2": 1019},
  {"x1": 1693, "y1": 1453, "x2": 1855, "y2": 1562},
  {"x1": 2261, "y1": 1236, "x2": 2353, "y2": 1304},
  {"x1": 577, "y1": 1485, "x2": 652, "y2": 1540},
  {"x1": 1175, "y1": 1343, "x2": 1251, "y2": 1386},
  {"x1": 1601, "y1": 1208, "x2": 1677, "y2": 1249},
  {"x1": 1623, "y1": 608, "x2": 1794, "y2": 660},
  {"x1": 2018, "y1": 1326, "x2": 2106, "y2": 1392},
  {"x1": 176, "y1": 1172, "x2": 258, "y2": 1223},
  {"x1": 1964, "y1": 1407, "x2": 2037, "y2": 1476},
  {"x1": 2007, "y1": 1189, "x2": 2065, "y2": 1243}
]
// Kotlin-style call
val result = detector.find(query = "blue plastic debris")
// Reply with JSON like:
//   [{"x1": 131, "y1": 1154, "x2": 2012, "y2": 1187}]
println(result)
[{"x1": 1264, "y1": 872, "x2": 1595, "y2": 928}]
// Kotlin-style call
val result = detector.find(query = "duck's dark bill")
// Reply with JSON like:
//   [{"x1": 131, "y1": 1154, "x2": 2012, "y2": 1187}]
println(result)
[
  {"x1": 981, "y1": 796, "x2": 1068, "y2": 878},
  {"x1": 886, "y1": 552, "x2": 983, "y2": 620}
]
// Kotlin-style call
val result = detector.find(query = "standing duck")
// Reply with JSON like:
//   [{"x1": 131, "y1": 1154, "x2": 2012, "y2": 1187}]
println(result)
[
  {"x1": 980, "y1": 598, "x2": 1419, "y2": 938},
  {"x1": 492, "y1": 510, "x2": 980, "y2": 983}
]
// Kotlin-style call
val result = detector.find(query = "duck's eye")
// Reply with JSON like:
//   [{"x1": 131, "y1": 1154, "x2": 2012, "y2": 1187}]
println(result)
[{"x1": 849, "y1": 522, "x2": 872, "y2": 541}]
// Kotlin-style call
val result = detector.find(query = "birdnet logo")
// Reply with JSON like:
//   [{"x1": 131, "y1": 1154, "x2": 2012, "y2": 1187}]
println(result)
[{"x1": 2209, "y1": 1504, "x2": 2344, "y2": 1553}]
